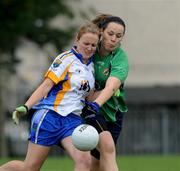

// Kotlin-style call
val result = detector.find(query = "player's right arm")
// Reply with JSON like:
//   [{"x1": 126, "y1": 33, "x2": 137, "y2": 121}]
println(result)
[
  {"x1": 12, "y1": 78, "x2": 54, "y2": 125},
  {"x1": 25, "y1": 78, "x2": 54, "y2": 109}
]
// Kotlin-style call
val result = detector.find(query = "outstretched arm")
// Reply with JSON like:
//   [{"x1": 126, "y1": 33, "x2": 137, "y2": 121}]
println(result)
[
  {"x1": 86, "y1": 76, "x2": 121, "y2": 106},
  {"x1": 12, "y1": 78, "x2": 55, "y2": 125},
  {"x1": 25, "y1": 78, "x2": 54, "y2": 109},
  {"x1": 94, "y1": 77, "x2": 121, "y2": 106}
]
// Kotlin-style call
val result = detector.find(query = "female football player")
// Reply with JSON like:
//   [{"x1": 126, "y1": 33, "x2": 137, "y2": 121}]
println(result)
[
  {"x1": 82, "y1": 14, "x2": 129, "y2": 171},
  {"x1": 0, "y1": 22, "x2": 100, "y2": 171}
]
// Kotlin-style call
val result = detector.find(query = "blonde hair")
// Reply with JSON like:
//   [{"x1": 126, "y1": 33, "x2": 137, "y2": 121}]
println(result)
[{"x1": 76, "y1": 22, "x2": 100, "y2": 40}]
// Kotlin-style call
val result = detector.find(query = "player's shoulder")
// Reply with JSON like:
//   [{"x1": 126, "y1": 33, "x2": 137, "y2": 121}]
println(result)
[
  {"x1": 55, "y1": 50, "x2": 76, "y2": 64},
  {"x1": 111, "y1": 48, "x2": 129, "y2": 66},
  {"x1": 51, "y1": 50, "x2": 76, "y2": 69},
  {"x1": 57, "y1": 50, "x2": 75, "y2": 61},
  {"x1": 113, "y1": 47, "x2": 127, "y2": 57}
]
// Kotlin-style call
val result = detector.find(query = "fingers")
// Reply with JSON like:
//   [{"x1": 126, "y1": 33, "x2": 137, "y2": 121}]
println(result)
[
  {"x1": 15, "y1": 105, "x2": 28, "y2": 114},
  {"x1": 11, "y1": 105, "x2": 28, "y2": 125},
  {"x1": 12, "y1": 111, "x2": 19, "y2": 125},
  {"x1": 114, "y1": 89, "x2": 120, "y2": 97}
]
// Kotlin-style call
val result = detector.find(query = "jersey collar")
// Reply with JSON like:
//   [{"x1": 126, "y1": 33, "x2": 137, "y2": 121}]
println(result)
[
  {"x1": 111, "y1": 47, "x2": 119, "y2": 56},
  {"x1": 97, "y1": 44, "x2": 119, "y2": 57},
  {"x1": 71, "y1": 46, "x2": 93, "y2": 65}
]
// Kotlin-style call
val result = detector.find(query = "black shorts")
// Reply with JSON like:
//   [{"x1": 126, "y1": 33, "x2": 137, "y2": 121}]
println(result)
[
  {"x1": 90, "y1": 111, "x2": 124, "y2": 160},
  {"x1": 82, "y1": 113, "x2": 108, "y2": 133}
]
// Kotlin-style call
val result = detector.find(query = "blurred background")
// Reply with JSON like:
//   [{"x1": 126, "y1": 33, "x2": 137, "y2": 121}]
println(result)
[{"x1": 0, "y1": 0, "x2": 180, "y2": 159}]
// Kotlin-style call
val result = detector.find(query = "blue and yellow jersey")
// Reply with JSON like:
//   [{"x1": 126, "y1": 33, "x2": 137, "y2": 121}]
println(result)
[{"x1": 33, "y1": 47, "x2": 95, "y2": 116}]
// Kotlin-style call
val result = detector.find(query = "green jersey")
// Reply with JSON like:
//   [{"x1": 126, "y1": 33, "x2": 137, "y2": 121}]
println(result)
[{"x1": 93, "y1": 47, "x2": 129, "y2": 122}]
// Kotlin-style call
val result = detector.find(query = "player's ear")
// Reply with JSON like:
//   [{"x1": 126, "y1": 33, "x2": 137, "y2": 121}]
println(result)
[
  {"x1": 75, "y1": 34, "x2": 79, "y2": 43},
  {"x1": 99, "y1": 34, "x2": 103, "y2": 42},
  {"x1": 73, "y1": 35, "x2": 78, "y2": 47},
  {"x1": 100, "y1": 28, "x2": 103, "y2": 35},
  {"x1": 99, "y1": 29, "x2": 103, "y2": 42}
]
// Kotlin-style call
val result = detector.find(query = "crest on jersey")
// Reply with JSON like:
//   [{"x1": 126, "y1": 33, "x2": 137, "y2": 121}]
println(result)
[
  {"x1": 79, "y1": 80, "x2": 90, "y2": 92},
  {"x1": 103, "y1": 68, "x2": 110, "y2": 76},
  {"x1": 53, "y1": 59, "x2": 62, "y2": 68}
]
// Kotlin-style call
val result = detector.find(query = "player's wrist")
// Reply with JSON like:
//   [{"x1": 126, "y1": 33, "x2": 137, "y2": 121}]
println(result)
[
  {"x1": 23, "y1": 104, "x2": 29, "y2": 114},
  {"x1": 91, "y1": 102, "x2": 100, "y2": 113},
  {"x1": 93, "y1": 101, "x2": 100, "y2": 107},
  {"x1": 93, "y1": 101, "x2": 101, "y2": 107}
]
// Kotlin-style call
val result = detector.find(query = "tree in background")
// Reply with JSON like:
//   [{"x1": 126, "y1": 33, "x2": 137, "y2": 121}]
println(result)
[
  {"x1": 0, "y1": 0, "x2": 77, "y2": 68},
  {"x1": 0, "y1": 0, "x2": 82, "y2": 157}
]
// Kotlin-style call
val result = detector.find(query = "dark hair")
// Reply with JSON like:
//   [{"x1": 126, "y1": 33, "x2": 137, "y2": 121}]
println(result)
[{"x1": 92, "y1": 14, "x2": 126, "y2": 34}]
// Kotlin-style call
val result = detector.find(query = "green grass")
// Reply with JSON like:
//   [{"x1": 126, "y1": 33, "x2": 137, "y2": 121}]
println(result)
[{"x1": 0, "y1": 155, "x2": 180, "y2": 171}]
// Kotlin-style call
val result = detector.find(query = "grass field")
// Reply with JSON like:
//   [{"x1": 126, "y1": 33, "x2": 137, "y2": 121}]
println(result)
[{"x1": 0, "y1": 155, "x2": 180, "y2": 171}]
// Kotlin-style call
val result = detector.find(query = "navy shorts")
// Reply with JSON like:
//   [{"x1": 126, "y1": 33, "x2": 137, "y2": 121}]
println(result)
[
  {"x1": 29, "y1": 109, "x2": 82, "y2": 146},
  {"x1": 90, "y1": 111, "x2": 124, "y2": 159}
]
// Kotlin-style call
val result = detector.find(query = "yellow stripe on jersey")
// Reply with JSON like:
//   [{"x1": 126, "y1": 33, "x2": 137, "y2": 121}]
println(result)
[
  {"x1": 61, "y1": 53, "x2": 73, "y2": 61},
  {"x1": 58, "y1": 60, "x2": 74, "y2": 82},
  {"x1": 54, "y1": 62, "x2": 74, "y2": 111},
  {"x1": 45, "y1": 70, "x2": 59, "y2": 84},
  {"x1": 45, "y1": 54, "x2": 75, "y2": 84}
]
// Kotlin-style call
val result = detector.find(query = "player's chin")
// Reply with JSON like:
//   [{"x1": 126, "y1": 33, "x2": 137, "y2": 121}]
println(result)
[
  {"x1": 108, "y1": 45, "x2": 117, "y2": 51},
  {"x1": 85, "y1": 53, "x2": 93, "y2": 59}
]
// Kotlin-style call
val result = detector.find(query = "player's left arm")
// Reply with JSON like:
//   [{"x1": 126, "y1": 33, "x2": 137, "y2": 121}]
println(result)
[
  {"x1": 86, "y1": 89, "x2": 100, "y2": 101},
  {"x1": 86, "y1": 51, "x2": 129, "y2": 107},
  {"x1": 93, "y1": 76, "x2": 121, "y2": 106}
]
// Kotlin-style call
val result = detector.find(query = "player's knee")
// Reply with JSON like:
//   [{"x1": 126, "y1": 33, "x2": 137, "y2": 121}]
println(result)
[
  {"x1": 24, "y1": 161, "x2": 42, "y2": 171},
  {"x1": 99, "y1": 132, "x2": 116, "y2": 155},
  {"x1": 103, "y1": 141, "x2": 115, "y2": 154}
]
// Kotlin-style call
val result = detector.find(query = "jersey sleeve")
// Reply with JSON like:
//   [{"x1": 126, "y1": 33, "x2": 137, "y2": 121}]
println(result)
[
  {"x1": 45, "y1": 52, "x2": 74, "y2": 84},
  {"x1": 110, "y1": 49, "x2": 129, "y2": 82}
]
